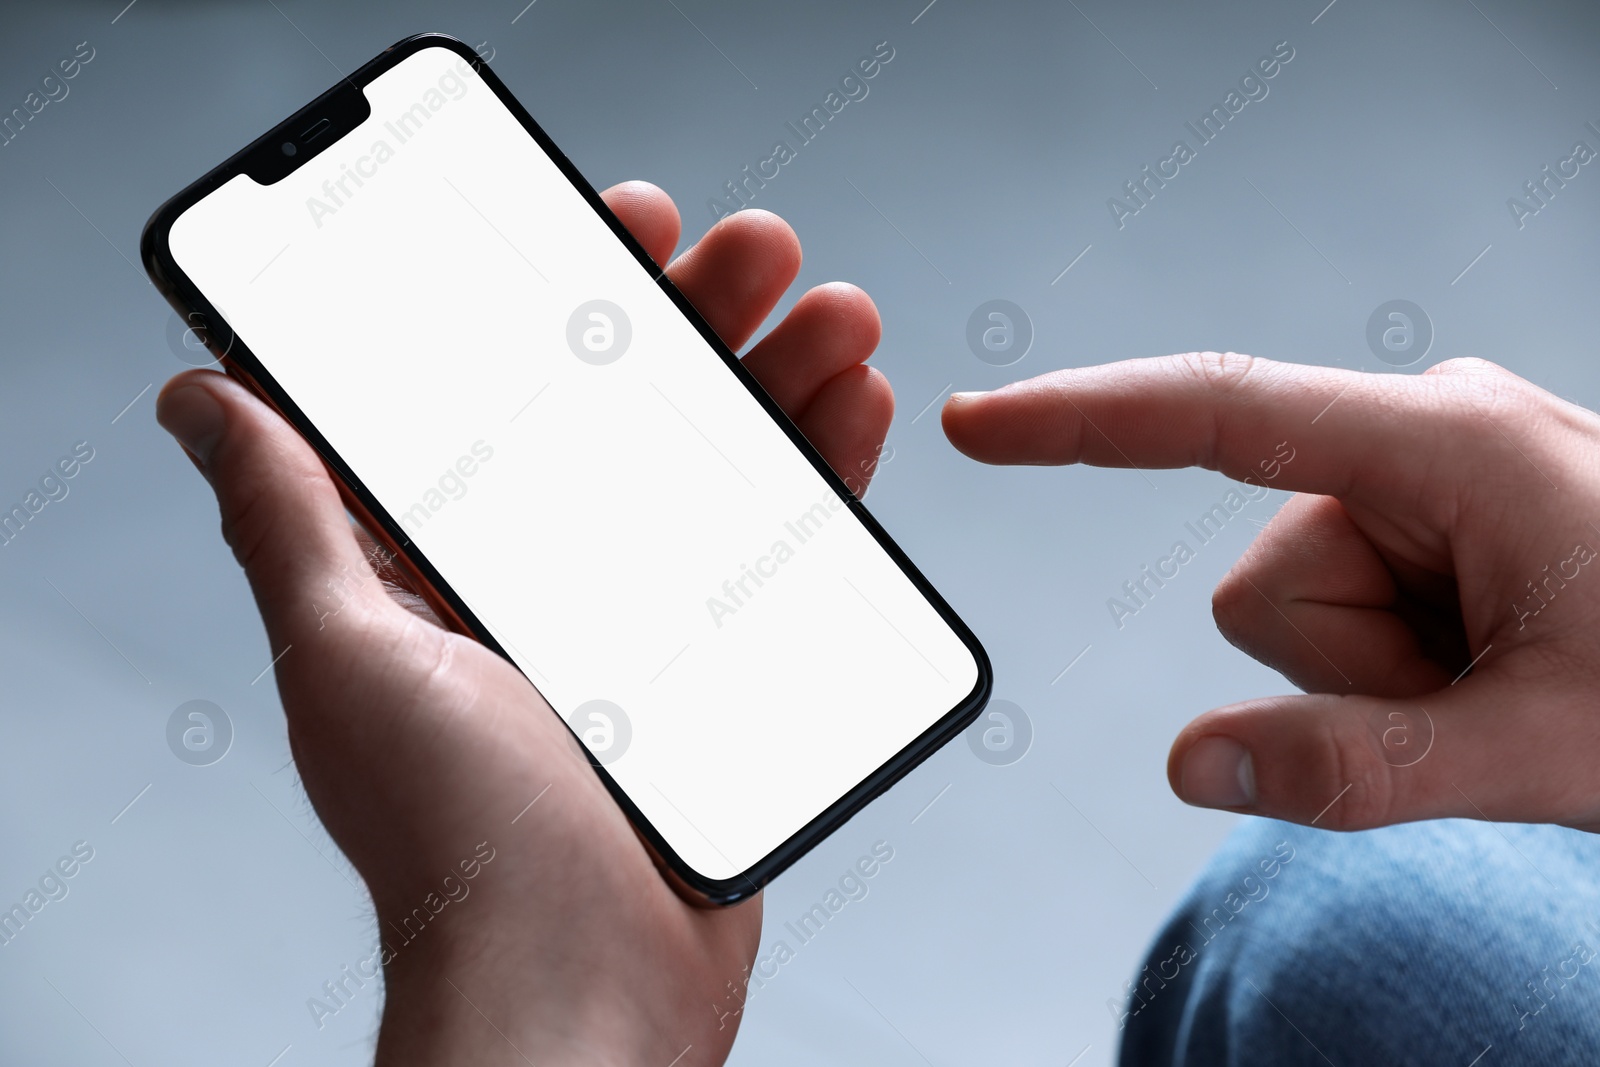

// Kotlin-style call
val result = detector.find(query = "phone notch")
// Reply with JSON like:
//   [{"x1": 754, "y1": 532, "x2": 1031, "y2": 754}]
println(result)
[{"x1": 244, "y1": 78, "x2": 370, "y2": 186}]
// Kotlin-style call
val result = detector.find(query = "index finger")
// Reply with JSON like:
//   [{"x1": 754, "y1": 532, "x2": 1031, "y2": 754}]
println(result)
[{"x1": 941, "y1": 351, "x2": 1464, "y2": 502}]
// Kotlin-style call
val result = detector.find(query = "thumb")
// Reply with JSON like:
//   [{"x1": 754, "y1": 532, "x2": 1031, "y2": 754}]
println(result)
[
  {"x1": 1168, "y1": 669, "x2": 1583, "y2": 830},
  {"x1": 156, "y1": 369, "x2": 387, "y2": 649}
]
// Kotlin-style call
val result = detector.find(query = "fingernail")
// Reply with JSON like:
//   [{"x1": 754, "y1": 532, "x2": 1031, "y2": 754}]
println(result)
[
  {"x1": 1179, "y1": 736, "x2": 1256, "y2": 808},
  {"x1": 157, "y1": 384, "x2": 226, "y2": 466},
  {"x1": 949, "y1": 391, "x2": 989, "y2": 402}
]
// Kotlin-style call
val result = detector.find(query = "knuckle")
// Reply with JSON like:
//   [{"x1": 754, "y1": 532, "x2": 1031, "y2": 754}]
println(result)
[
  {"x1": 1210, "y1": 571, "x2": 1263, "y2": 648},
  {"x1": 1424, "y1": 357, "x2": 1535, "y2": 419},
  {"x1": 1423, "y1": 361, "x2": 1600, "y2": 477},
  {"x1": 1305, "y1": 709, "x2": 1396, "y2": 831},
  {"x1": 219, "y1": 488, "x2": 277, "y2": 574},
  {"x1": 1416, "y1": 360, "x2": 1592, "y2": 482},
  {"x1": 1175, "y1": 350, "x2": 1260, "y2": 396},
  {"x1": 218, "y1": 464, "x2": 326, "y2": 578},
  {"x1": 1174, "y1": 352, "x2": 1259, "y2": 471},
  {"x1": 1424, "y1": 356, "x2": 1504, "y2": 377}
]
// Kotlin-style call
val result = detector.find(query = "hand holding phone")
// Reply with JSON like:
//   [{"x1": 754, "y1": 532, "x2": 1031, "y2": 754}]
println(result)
[
  {"x1": 146, "y1": 36, "x2": 988, "y2": 901},
  {"x1": 158, "y1": 183, "x2": 878, "y2": 1065}
]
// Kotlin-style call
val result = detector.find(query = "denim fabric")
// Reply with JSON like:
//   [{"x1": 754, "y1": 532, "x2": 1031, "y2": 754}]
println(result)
[{"x1": 1118, "y1": 817, "x2": 1600, "y2": 1066}]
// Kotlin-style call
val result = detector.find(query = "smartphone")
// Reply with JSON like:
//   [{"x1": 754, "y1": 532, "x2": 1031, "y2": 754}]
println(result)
[{"x1": 143, "y1": 33, "x2": 990, "y2": 904}]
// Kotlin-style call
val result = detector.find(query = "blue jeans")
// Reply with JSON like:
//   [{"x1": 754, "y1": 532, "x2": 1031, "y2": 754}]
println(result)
[{"x1": 1118, "y1": 817, "x2": 1600, "y2": 1066}]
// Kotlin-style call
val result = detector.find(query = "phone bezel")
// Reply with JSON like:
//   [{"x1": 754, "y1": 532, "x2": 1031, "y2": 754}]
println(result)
[{"x1": 142, "y1": 32, "x2": 992, "y2": 906}]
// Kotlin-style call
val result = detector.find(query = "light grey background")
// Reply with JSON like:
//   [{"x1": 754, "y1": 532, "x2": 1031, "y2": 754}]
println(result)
[{"x1": 1, "y1": 1, "x2": 1596, "y2": 1064}]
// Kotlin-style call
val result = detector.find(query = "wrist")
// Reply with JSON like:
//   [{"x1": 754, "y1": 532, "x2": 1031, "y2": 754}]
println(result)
[{"x1": 371, "y1": 923, "x2": 640, "y2": 1067}]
